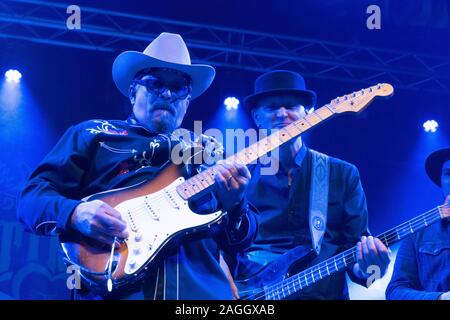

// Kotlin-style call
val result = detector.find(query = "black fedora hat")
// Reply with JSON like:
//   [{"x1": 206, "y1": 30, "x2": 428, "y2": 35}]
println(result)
[
  {"x1": 244, "y1": 70, "x2": 317, "y2": 110},
  {"x1": 425, "y1": 147, "x2": 450, "y2": 186}
]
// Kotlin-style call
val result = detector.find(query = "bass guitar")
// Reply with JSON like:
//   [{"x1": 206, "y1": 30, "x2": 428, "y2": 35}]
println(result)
[{"x1": 236, "y1": 203, "x2": 450, "y2": 300}]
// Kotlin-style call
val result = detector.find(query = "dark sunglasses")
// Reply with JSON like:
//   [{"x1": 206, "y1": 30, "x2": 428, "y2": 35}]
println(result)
[
  {"x1": 260, "y1": 103, "x2": 306, "y2": 111},
  {"x1": 133, "y1": 76, "x2": 192, "y2": 101}
]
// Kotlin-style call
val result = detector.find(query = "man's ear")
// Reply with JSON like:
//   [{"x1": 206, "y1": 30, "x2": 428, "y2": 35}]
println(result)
[
  {"x1": 251, "y1": 109, "x2": 260, "y2": 127},
  {"x1": 128, "y1": 85, "x2": 137, "y2": 105}
]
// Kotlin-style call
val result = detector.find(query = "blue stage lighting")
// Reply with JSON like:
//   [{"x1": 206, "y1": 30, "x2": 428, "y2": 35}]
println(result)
[
  {"x1": 423, "y1": 120, "x2": 438, "y2": 133},
  {"x1": 5, "y1": 69, "x2": 22, "y2": 83},
  {"x1": 224, "y1": 97, "x2": 239, "y2": 111}
]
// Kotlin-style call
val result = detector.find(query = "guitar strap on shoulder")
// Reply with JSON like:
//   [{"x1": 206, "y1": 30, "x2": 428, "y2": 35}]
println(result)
[{"x1": 309, "y1": 149, "x2": 330, "y2": 255}]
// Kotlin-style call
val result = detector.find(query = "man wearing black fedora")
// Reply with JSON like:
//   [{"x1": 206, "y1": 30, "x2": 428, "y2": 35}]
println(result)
[
  {"x1": 16, "y1": 32, "x2": 257, "y2": 299},
  {"x1": 229, "y1": 70, "x2": 390, "y2": 299},
  {"x1": 386, "y1": 147, "x2": 450, "y2": 300}
]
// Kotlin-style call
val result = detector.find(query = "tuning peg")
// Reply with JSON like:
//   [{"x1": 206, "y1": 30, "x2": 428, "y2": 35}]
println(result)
[
  {"x1": 377, "y1": 83, "x2": 382, "y2": 89},
  {"x1": 361, "y1": 89, "x2": 365, "y2": 94},
  {"x1": 352, "y1": 92, "x2": 356, "y2": 97}
]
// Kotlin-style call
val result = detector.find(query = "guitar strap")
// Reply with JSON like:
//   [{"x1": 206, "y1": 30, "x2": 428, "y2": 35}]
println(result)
[{"x1": 309, "y1": 149, "x2": 330, "y2": 255}]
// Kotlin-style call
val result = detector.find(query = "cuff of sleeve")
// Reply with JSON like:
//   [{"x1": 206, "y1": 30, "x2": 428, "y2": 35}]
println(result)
[
  {"x1": 227, "y1": 197, "x2": 248, "y2": 221},
  {"x1": 225, "y1": 198, "x2": 253, "y2": 245},
  {"x1": 225, "y1": 214, "x2": 251, "y2": 245},
  {"x1": 56, "y1": 199, "x2": 84, "y2": 234}
]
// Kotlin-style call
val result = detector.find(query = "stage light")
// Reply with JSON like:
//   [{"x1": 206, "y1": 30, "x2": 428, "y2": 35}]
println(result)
[
  {"x1": 224, "y1": 97, "x2": 239, "y2": 111},
  {"x1": 423, "y1": 120, "x2": 438, "y2": 133},
  {"x1": 5, "y1": 69, "x2": 22, "y2": 83}
]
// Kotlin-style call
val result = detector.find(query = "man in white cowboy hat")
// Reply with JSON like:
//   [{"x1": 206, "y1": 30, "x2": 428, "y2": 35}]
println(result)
[
  {"x1": 387, "y1": 147, "x2": 450, "y2": 300},
  {"x1": 17, "y1": 32, "x2": 257, "y2": 299},
  {"x1": 226, "y1": 70, "x2": 390, "y2": 300}
]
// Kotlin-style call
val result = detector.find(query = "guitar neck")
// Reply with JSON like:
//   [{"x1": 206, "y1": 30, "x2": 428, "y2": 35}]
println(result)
[
  {"x1": 263, "y1": 205, "x2": 445, "y2": 300},
  {"x1": 175, "y1": 82, "x2": 395, "y2": 201},
  {"x1": 176, "y1": 105, "x2": 336, "y2": 200}
]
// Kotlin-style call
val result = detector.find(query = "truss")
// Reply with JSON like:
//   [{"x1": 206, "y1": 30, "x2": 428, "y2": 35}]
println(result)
[{"x1": 1, "y1": 0, "x2": 450, "y2": 94}]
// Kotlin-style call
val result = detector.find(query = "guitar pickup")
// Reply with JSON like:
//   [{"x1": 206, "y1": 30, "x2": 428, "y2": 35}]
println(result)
[
  {"x1": 144, "y1": 197, "x2": 160, "y2": 220},
  {"x1": 164, "y1": 189, "x2": 180, "y2": 210}
]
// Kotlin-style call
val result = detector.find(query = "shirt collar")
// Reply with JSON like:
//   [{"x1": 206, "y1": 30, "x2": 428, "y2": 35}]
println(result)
[
  {"x1": 257, "y1": 142, "x2": 307, "y2": 170},
  {"x1": 294, "y1": 143, "x2": 308, "y2": 167},
  {"x1": 126, "y1": 114, "x2": 159, "y2": 135}
]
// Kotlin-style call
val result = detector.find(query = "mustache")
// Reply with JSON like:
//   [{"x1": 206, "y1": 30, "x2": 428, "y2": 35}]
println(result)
[{"x1": 151, "y1": 102, "x2": 176, "y2": 115}]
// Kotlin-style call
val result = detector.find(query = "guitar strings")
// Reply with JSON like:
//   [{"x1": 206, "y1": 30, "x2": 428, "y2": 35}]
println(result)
[
  {"x1": 114, "y1": 192, "x2": 447, "y2": 300},
  {"x1": 259, "y1": 206, "x2": 444, "y2": 300},
  {"x1": 243, "y1": 204, "x2": 447, "y2": 300},
  {"x1": 259, "y1": 206, "x2": 445, "y2": 300},
  {"x1": 110, "y1": 114, "x2": 321, "y2": 210}
]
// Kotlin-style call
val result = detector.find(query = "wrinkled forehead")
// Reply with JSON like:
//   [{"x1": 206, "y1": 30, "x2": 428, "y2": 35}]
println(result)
[
  {"x1": 136, "y1": 67, "x2": 191, "y2": 85},
  {"x1": 255, "y1": 94, "x2": 306, "y2": 109}
]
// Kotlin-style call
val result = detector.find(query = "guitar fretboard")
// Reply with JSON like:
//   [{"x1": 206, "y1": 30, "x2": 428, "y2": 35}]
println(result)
[
  {"x1": 176, "y1": 105, "x2": 335, "y2": 200},
  {"x1": 261, "y1": 205, "x2": 444, "y2": 300}
]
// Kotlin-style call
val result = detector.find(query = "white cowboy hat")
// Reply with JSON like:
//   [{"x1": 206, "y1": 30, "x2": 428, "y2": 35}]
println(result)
[{"x1": 112, "y1": 32, "x2": 215, "y2": 99}]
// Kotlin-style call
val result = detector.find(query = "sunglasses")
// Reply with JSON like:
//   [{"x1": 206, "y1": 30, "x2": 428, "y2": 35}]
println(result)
[
  {"x1": 259, "y1": 103, "x2": 306, "y2": 111},
  {"x1": 133, "y1": 75, "x2": 192, "y2": 101}
]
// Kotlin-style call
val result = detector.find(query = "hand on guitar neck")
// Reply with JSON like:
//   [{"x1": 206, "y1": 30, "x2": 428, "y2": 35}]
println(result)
[
  {"x1": 70, "y1": 199, "x2": 129, "y2": 246},
  {"x1": 214, "y1": 160, "x2": 252, "y2": 212},
  {"x1": 353, "y1": 236, "x2": 391, "y2": 282},
  {"x1": 353, "y1": 196, "x2": 449, "y2": 283},
  {"x1": 442, "y1": 194, "x2": 450, "y2": 219}
]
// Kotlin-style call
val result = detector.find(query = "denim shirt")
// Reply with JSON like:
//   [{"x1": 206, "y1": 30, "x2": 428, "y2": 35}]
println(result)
[{"x1": 386, "y1": 220, "x2": 450, "y2": 300}]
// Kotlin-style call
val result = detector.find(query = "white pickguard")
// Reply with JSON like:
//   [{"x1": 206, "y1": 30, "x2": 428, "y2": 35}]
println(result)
[{"x1": 114, "y1": 177, "x2": 223, "y2": 275}]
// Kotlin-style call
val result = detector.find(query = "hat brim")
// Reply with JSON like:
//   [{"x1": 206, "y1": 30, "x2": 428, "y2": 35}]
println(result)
[
  {"x1": 425, "y1": 147, "x2": 450, "y2": 186},
  {"x1": 112, "y1": 51, "x2": 215, "y2": 100},
  {"x1": 243, "y1": 89, "x2": 317, "y2": 110}
]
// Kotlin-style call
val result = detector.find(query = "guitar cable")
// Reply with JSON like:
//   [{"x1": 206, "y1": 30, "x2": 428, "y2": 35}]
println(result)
[{"x1": 107, "y1": 237, "x2": 117, "y2": 292}]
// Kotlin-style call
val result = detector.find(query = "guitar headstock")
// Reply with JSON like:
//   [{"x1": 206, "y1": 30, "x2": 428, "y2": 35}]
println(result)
[{"x1": 328, "y1": 83, "x2": 394, "y2": 114}]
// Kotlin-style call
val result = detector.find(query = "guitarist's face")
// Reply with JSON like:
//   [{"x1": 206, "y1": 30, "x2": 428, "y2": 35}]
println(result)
[
  {"x1": 252, "y1": 94, "x2": 308, "y2": 131},
  {"x1": 442, "y1": 160, "x2": 450, "y2": 197},
  {"x1": 131, "y1": 69, "x2": 191, "y2": 134}
]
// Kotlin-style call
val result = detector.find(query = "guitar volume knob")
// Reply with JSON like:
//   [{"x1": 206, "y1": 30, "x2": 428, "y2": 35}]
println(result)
[
  {"x1": 133, "y1": 246, "x2": 141, "y2": 255},
  {"x1": 134, "y1": 232, "x2": 143, "y2": 242}
]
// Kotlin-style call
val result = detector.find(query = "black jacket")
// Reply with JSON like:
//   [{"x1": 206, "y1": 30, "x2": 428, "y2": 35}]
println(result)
[
  {"x1": 235, "y1": 147, "x2": 370, "y2": 299},
  {"x1": 17, "y1": 117, "x2": 257, "y2": 299}
]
